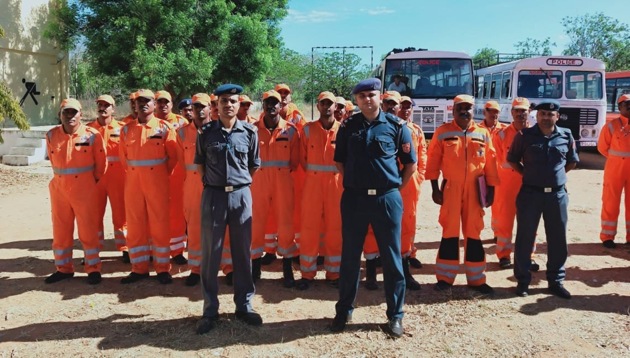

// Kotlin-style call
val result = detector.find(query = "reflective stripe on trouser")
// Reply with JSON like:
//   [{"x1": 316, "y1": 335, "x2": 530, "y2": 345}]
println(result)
[
  {"x1": 336, "y1": 189, "x2": 405, "y2": 320},
  {"x1": 125, "y1": 166, "x2": 171, "y2": 274},
  {"x1": 49, "y1": 177, "x2": 101, "y2": 274},
  {"x1": 200, "y1": 186, "x2": 255, "y2": 317},
  {"x1": 263, "y1": 213, "x2": 278, "y2": 255},
  {"x1": 435, "y1": 237, "x2": 486, "y2": 285},
  {"x1": 183, "y1": 171, "x2": 203, "y2": 274},
  {"x1": 95, "y1": 163, "x2": 127, "y2": 251},
  {"x1": 300, "y1": 172, "x2": 342, "y2": 280},
  {"x1": 600, "y1": 157, "x2": 630, "y2": 241},
  {"x1": 169, "y1": 164, "x2": 187, "y2": 257},
  {"x1": 514, "y1": 186, "x2": 568, "y2": 286},
  {"x1": 251, "y1": 168, "x2": 297, "y2": 259}
]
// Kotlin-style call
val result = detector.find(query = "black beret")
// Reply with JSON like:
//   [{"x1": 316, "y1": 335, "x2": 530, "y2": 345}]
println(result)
[
  {"x1": 213, "y1": 84, "x2": 243, "y2": 96},
  {"x1": 178, "y1": 98, "x2": 192, "y2": 110},
  {"x1": 534, "y1": 99, "x2": 561, "y2": 111}
]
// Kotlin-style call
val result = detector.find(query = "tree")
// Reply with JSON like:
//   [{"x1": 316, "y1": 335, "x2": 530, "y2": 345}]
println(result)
[
  {"x1": 306, "y1": 52, "x2": 371, "y2": 102},
  {"x1": 562, "y1": 13, "x2": 630, "y2": 71},
  {"x1": 253, "y1": 47, "x2": 310, "y2": 100},
  {"x1": 0, "y1": 25, "x2": 29, "y2": 143},
  {"x1": 45, "y1": 0, "x2": 288, "y2": 99},
  {"x1": 514, "y1": 37, "x2": 555, "y2": 56},
  {"x1": 473, "y1": 47, "x2": 499, "y2": 68}
]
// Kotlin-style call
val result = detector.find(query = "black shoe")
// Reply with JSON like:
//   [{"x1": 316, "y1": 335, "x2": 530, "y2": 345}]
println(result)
[
  {"x1": 373, "y1": 256, "x2": 382, "y2": 267},
  {"x1": 87, "y1": 272, "x2": 102, "y2": 285},
  {"x1": 196, "y1": 315, "x2": 219, "y2": 335},
  {"x1": 386, "y1": 317, "x2": 404, "y2": 338},
  {"x1": 529, "y1": 260, "x2": 540, "y2": 272},
  {"x1": 330, "y1": 313, "x2": 351, "y2": 332},
  {"x1": 434, "y1": 280, "x2": 452, "y2": 291},
  {"x1": 602, "y1": 240, "x2": 616, "y2": 249},
  {"x1": 120, "y1": 272, "x2": 149, "y2": 284},
  {"x1": 317, "y1": 256, "x2": 325, "y2": 266},
  {"x1": 515, "y1": 283, "x2": 529, "y2": 297},
  {"x1": 548, "y1": 284, "x2": 571, "y2": 299},
  {"x1": 156, "y1": 272, "x2": 173, "y2": 284},
  {"x1": 185, "y1": 273, "x2": 200, "y2": 286},
  {"x1": 292, "y1": 256, "x2": 300, "y2": 264},
  {"x1": 260, "y1": 253, "x2": 277, "y2": 266},
  {"x1": 235, "y1": 311, "x2": 263, "y2": 326},
  {"x1": 296, "y1": 278, "x2": 313, "y2": 290},
  {"x1": 171, "y1": 254, "x2": 188, "y2": 265},
  {"x1": 225, "y1": 272, "x2": 233, "y2": 286},
  {"x1": 80, "y1": 258, "x2": 85, "y2": 266},
  {"x1": 282, "y1": 258, "x2": 295, "y2": 288},
  {"x1": 408, "y1": 257, "x2": 423, "y2": 269},
  {"x1": 251, "y1": 258, "x2": 262, "y2": 282},
  {"x1": 402, "y1": 258, "x2": 421, "y2": 291},
  {"x1": 326, "y1": 279, "x2": 339, "y2": 288},
  {"x1": 121, "y1": 251, "x2": 130, "y2": 264},
  {"x1": 364, "y1": 279, "x2": 379, "y2": 290},
  {"x1": 45, "y1": 271, "x2": 74, "y2": 284},
  {"x1": 499, "y1": 257, "x2": 512, "y2": 269},
  {"x1": 468, "y1": 283, "x2": 494, "y2": 295}
]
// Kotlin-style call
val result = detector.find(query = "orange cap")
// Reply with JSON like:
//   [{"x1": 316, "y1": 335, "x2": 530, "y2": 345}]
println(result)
[
  {"x1": 382, "y1": 90, "x2": 402, "y2": 104},
  {"x1": 336, "y1": 96, "x2": 346, "y2": 105},
  {"x1": 96, "y1": 94, "x2": 115, "y2": 106},
  {"x1": 617, "y1": 93, "x2": 630, "y2": 104},
  {"x1": 512, "y1": 97, "x2": 530, "y2": 110},
  {"x1": 129, "y1": 91, "x2": 138, "y2": 100},
  {"x1": 192, "y1": 93, "x2": 211, "y2": 106},
  {"x1": 136, "y1": 89, "x2": 155, "y2": 100},
  {"x1": 209, "y1": 93, "x2": 218, "y2": 103},
  {"x1": 262, "y1": 90, "x2": 282, "y2": 102},
  {"x1": 239, "y1": 95, "x2": 253, "y2": 104},
  {"x1": 454, "y1": 94, "x2": 474, "y2": 106},
  {"x1": 155, "y1": 90, "x2": 172, "y2": 102},
  {"x1": 275, "y1": 83, "x2": 291, "y2": 93},
  {"x1": 484, "y1": 100, "x2": 500, "y2": 111},
  {"x1": 400, "y1": 96, "x2": 413, "y2": 104},
  {"x1": 345, "y1": 100, "x2": 355, "y2": 112},
  {"x1": 60, "y1": 98, "x2": 81, "y2": 111},
  {"x1": 317, "y1": 91, "x2": 336, "y2": 104}
]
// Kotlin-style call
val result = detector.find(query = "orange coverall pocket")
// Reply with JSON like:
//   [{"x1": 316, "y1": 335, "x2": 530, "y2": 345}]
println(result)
[{"x1": 444, "y1": 140, "x2": 459, "y2": 159}]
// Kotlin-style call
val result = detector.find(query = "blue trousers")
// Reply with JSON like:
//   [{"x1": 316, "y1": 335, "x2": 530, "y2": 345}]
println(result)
[
  {"x1": 336, "y1": 189, "x2": 405, "y2": 320},
  {"x1": 200, "y1": 186, "x2": 255, "y2": 317},
  {"x1": 514, "y1": 186, "x2": 568, "y2": 286}
]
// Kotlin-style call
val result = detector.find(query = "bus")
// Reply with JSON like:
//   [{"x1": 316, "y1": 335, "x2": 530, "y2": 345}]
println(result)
[
  {"x1": 474, "y1": 56, "x2": 606, "y2": 149},
  {"x1": 605, "y1": 70, "x2": 630, "y2": 121},
  {"x1": 371, "y1": 49, "x2": 474, "y2": 138}
]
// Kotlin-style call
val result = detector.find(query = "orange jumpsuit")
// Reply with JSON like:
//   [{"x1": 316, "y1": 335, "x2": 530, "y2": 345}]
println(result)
[
  {"x1": 299, "y1": 120, "x2": 343, "y2": 280},
  {"x1": 88, "y1": 119, "x2": 127, "y2": 251},
  {"x1": 46, "y1": 124, "x2": 106, "y2": 274},
  {"x1": 426, "y1": 122, "x2": 499, "y2": 286},
  {"x1": 121, "y1": 114, "x2": 136, "y2": 124},
  {"x1": 479, "y1": 121, "x2": 507, "y2": 234},
  {"x1": 119, "y1": 117, "x2": 178, "y2": 274},
  {"x1": 251, "y1": 118, "x2": 300, "y2": 259},
  {"x1": 286, "y1": 105, "x2": 308, "y2": 247},
  {"x1": 598, "y1": 115, "x2": 630, "y2": 243}
]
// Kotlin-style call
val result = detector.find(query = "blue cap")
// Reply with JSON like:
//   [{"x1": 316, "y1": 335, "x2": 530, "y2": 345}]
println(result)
[
  {"x1": 178, "y1": 98, "x2": 192, "y2": 110},
  {"x1": 213, "y1": 84, "x2": 243, "y2": 96},
  {"x1": 352, "y1": 78, "x2": 382, "y2": 94},
  {"x1": 534, "y1": 99, "x2": 561, "y2": 111}
]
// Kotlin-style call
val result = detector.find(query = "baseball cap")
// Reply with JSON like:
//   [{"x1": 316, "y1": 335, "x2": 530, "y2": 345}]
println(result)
[
  {"x1": 155, "y1": 90, "x2": 172, "y2": 102},
  {"x1": 484, "y1": 100, "x2": 500, "y2": 111},
  {"x1": 512, "y1": 97, "x2": 530, "y2": 110},
  {"x1": 400, "y1": 96, "x2": 415, "y2": 106},
  {"x1": 239, "y1": 95, "x2": 254, "y2": 104},
  {"x1": 192, "y1": 93, "x2": 210, "y2": 106},
  {"x1": 382, "y1": 91, "x2": 401, "y2": 104},
  {"x1": 210, "y1": 93, "x2": 218, "y2": 103},
  {"x1": 336, "y1": 96, "x2": 346, "y2": 105},
  {"x1": 129, "y1": 91, "x2": 138, "y2": 100},
  {"x1": 317, "y1": 91, "x2": 336, "y2": 104},
  {"x1": 617, "y1": 93, "x2": 630, "y2": 104},
  {"x1": 136, "y1": 89, "x2": 155, "y2": 100},
  {"x1": 262, "y1": 90, "x2": 282, "y2": 102},
  {"x1": 60, "y1": 98, "x2": 81, "y2": 111},
  {"x1": 454, "y1": 94, "x2": 474, "y2": 105},
  {"x1": 345, "y1": 100, "x2": 355, "y2": 112},
  {"x1": 275, "y1": 83, "x2": 291, "y2": 93},
  {"x1": 96, "y1": 95, "x2": 115, "y2": 106}
]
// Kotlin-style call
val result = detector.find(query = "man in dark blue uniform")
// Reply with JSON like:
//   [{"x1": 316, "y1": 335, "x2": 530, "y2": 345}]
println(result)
[
  {"x1": 194, "y1": 84, "x2": 262, "y2": 334},
  {"x1": 331, "y1": 78, "x2": 417, "y2": 338},
  {"x1": 507, "y1": 99, "x2": 579, "y2": 299}
]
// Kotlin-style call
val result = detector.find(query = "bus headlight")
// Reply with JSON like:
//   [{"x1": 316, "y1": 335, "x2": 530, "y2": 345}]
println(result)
[
  {"x1": 581, "y1": 129, "x2": 590, "y2": 138},
  {"x1": 423, "y1": 116, "x2": 434, "y2": 123},
  {"x1": 559, "y1": 114, "x2": 569, "y2": 121}
]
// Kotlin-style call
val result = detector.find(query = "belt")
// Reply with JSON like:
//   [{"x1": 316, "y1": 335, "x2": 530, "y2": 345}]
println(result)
[
  {"x1": 523, "y1": 184, "x2": 564, "y2": 193},
  {"x1": 205, "y1": 184, "x2": 249, "y2": 192},
  {"x1": 347, "y1": 187, "x2": 398, "y2": 196}
]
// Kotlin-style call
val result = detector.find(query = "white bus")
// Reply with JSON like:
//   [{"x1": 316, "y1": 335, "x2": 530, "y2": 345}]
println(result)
[
  {"x1": 371, "y1": 49, "x2": 474, "y2": 138},
  {"x1": 474, "y1": 56, "x2": 606, "y2": 149}
]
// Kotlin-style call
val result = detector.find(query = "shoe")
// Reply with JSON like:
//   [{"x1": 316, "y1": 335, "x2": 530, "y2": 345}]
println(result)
[
  {"x1": 156, "y1": 272, "x2": 172, "y2": 284},
  {"x1": 196, "y1": 315, "x2": 219, "y2": 335},
  {"x1": 386, "y1": 317, "x2": 404, "y2": 338},
  {"x1": 225, "y1": 272, "x2": 233, "y2": 286},
  {"x1": 260, "y1": 253, "x2": 277, "y2": 266},
  {"x1": 252, "y1": 258, "x2": 262, "y2": 282},
  {"x1": 317, "y1": 256, "x2": 325, "y2": 266},
  {"x1": 282, "y1": 258, "x2": 295, "y2": 288},
  {"x1": 468, "y1": 283, "x2": 494, "y2": 295},
  {"x1": 44, "y1": 271, "x2": 74, "y2": 284},
  {"x1": 402, "y1": 258, "x2": 421, "y2": 291},
  {"x1": 330, "y1": 313, "x2": 351, "y2": 332},
  {"x1": 434, "y1": 280, "x2": 452, "y2": 291},
  {"x1": 326, "y1": 279, "x2": 339, "y2": 288},
  {"x1": 120, "y1": 272, "x2": 149, "y2": 284},
  {"x1": 171, "y1": 254, "x2": 188, "y2": 265},
  {"x1": 235, "y1": 311, "x2": 263, "y2": 326},
  {"x1": 548, "y1": 284, "x2": 571, "y2": 299},
  {"x1": 602, "y1": 240, "x2": 616, "y2": 249},
  {"x1": 408, "y1": 257, "x2": 423, "y2": 269},
  {"x1": 80, "y1": 258, "x2": 85, "y2": 266},
  {"x1": 515, "y1": 282, "x2": 529, "y2": 297},
  {"x1": 364, "y1": 258, "x2": 379, "y2": 290},
  {"x1": 296, "y1": 278, "x2": 313, "y2": 290},
  {"x1": 121, "y1": 251, "x2": 130, "y2": 264},
  {"x1": 499, "y1": 257, "x2": 512, "y2": 269},
  {"x1": 185, "y1": 273, "x2": 200, "y2": 286},
  {"x1": 529, "y1": 260, "x2": 540, "y2": 272},
  {"x1": 373, "y1": 256, "x2": 382, "y2": 267},
  {"x1": 87, "y1": 272, "x2": 102, "y2": 285}
]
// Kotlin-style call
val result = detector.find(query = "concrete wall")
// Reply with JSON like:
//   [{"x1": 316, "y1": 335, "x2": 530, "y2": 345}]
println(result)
[{"x1": 1, "y1": 0, "x2": 68, "y2": 127}]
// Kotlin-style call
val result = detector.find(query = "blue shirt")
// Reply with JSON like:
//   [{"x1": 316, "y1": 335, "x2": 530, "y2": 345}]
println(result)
[
  {"x1": 334, "y1": 110, "x2": 416, "y2": 189},
  {"x1": 507, "y1": 124, "x2": 579, "y2": 188},
  {"x1": 194, "y1": 119, "x2": 261, "y2": 186}
]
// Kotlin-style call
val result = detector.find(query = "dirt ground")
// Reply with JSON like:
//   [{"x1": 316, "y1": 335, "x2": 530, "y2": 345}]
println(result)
[{"x1": 0, "y1": 151, "x2": 628, "y2": 357}]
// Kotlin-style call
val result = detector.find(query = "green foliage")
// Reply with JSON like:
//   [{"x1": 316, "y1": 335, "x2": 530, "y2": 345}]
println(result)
[
  {"x1": 43, "y1": 0, "x2": 81, "y2": 51},
  {"x1": 561, "y1": 13, "x2": 630, "y2": 71},
  {"x1": 473, "y1": 47, "x2": 499, "y2": 68},
  {"x1": 514, "y1": 37, "x2": 555, "y2": 57},
  {"x1": 305, "y1": 52, "x2": 371, "y2": 102},
  {"x1": 0, "y1": 26, "x2": 29, "y2": 143},
  {"x1": 251, "y1": 47, "x2": 310, "y2": 99}
]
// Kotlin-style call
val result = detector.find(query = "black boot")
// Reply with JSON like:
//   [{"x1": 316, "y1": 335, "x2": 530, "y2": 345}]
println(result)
[
  {"x1": 364, "y1": 258, "x2": 378, "y2": 290},
  {"x1": 252, "y1": 258, "x2": 262, "y2": 283},
  {"x1": 282, "y1": 258, "x2": 295, "y2": 288},
  {"x1": 403, "y1": 258, "x2": 421, "y2": 291}
]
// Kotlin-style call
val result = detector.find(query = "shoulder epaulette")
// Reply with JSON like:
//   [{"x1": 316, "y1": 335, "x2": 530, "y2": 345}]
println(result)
[
  {"x1": 243, "y1": 122, "x2": 258, "y2": 133},
  {"x1": 200, "y1": 121, "x2": 215, "y2": 133},
  {"x1": 384, "y1": 112, "x2": 404, "y2": 126}
]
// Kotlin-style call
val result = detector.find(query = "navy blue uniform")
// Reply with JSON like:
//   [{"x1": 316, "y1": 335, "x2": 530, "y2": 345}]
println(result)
[
  {"x1": 194, "y1": 119, "x2": 260, "y2": 318},
  {"x1": 334, "y1": 110, "x2": 416, "y2": 321},
  {"x1": 507, "y1": 124, "x2": 579, "y2": 286}
]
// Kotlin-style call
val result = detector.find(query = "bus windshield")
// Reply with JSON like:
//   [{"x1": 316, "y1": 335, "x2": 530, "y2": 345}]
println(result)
[
  {"x1": 384, "y1": 58, "x2": 473, "y2": 98},
  {"x1": 565, "y1": 71, "x2": 603, "y2": 100},
  {"x1": 517, "y1": 70, "x2": 563, "y2": 98}
]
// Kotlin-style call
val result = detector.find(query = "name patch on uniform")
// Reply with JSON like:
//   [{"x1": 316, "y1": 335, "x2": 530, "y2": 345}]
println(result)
[{"x1": 402, "y1": 143, "x2": 411, "y2": 153}]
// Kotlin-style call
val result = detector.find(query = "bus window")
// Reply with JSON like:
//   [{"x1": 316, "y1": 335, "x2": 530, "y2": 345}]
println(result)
[
  {"x1": 483, "y1": 74, "x2": 490, "y2": 98},
  {"x1": 476, "y1": 76, "x2": 484, "y2": 98},
  {"x1": 501, "y1": 71, "x2": 511, "y2": 98},
  {"x1": 517, "y1": 70, "x2": 562, "y2": 98},
  {"x1": 607, "y1": 87, "x2": 616, "y2": 112},
  {"x1": 566, "y1": 71, "x2": 603, "y2": 100},
  {"x1": 490, "y1": 73, "x2": 501, "y2": 99}
]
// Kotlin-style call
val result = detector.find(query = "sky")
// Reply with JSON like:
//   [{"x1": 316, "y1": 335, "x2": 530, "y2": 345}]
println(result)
[{"x1": 280, "y1": 0, "x2": 626, "y2": 67}]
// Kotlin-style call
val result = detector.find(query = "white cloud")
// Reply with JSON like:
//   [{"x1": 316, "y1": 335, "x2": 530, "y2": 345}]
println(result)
[
  {"x1": 360, "y1": 7, "x2": 395, "y2": 15},
  {"x1": 286, "y1": 9, "x2": 338, "y2": 23}
]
